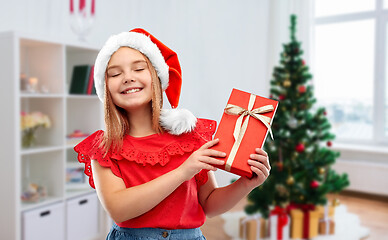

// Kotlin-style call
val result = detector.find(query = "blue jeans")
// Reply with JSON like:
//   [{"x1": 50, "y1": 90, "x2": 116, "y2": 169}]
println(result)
[{"x1": 106, "y1": 223, "x2": 207, "y2": 240}]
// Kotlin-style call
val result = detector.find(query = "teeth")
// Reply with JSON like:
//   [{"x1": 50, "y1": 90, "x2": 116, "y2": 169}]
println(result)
[{"x1": 124, "y1": 88, "x2": 140, "y2": 94}]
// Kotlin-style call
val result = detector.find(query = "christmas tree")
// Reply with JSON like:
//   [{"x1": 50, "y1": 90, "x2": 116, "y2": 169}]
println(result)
[{"x1": 245, "y1": 14, "x2": 349, "y2": 218}]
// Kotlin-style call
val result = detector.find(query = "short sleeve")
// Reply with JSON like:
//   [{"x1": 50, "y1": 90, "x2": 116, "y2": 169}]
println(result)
[
  {"x1": 193, "y1": 118, "x2": 217, "y2": 187},
  {"x1": 195, "y1": 169, "x2": 209, "y2": 187},
  {"x1": 194, "y1": 118, "x2": 217, "y2": 144},
  {"x1": 74, "y1": 130, "x2": 122, "y2": 189}
]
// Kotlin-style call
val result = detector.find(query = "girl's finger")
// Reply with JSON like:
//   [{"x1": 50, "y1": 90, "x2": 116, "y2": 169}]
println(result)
[
  {"x1": 249, "y1": 154, "x2": 271, "y2": 171},
  {"x1": 199, "y1": 156, "x2": 225, "y2": 166},
  {"x1": 248, "y1": 160, "x2": 270, "y2": 177},
  {"x1": 199, "y1": 138, "x2": 220, "y2": 150},
  {"x1": 255, "y1": 148, "x2": 268, "y2": 157},
  {"x1": 200, "y1": 162, "x2": 218, "y2": 171},
  {"x1": 251, "y1": 165, "x2": 268, "y2": 179},
  {"x1": 202, "y1": 149, "x2": 227, "y2": 158}
]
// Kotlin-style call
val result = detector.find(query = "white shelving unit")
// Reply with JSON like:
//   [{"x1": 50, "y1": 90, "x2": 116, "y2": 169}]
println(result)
[{"x1": 0, "y1": 31, "x2": 107, "y2": 240}]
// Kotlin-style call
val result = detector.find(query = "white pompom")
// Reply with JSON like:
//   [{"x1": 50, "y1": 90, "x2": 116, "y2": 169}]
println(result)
[{"x1": 159, "y1": 109, "x2": 197, "y2": 135}]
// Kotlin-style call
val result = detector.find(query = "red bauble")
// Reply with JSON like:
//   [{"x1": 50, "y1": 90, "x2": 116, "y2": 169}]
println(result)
[
  {"x1": 295, "y1": 143, "x2": 305, "y2": 153},
  {"x1": 327, "y1": 141, "x2": 332, "y2": 147},
  {"x1": 302, "y1": 59, "x2": 306, "y2": 65},
  {"x1": 279, "y1": 94, "x2": 286, "y2": 100},
  {"x1": 276, "y1": 162, "x2": 284, "y2": 171},
  {"x1": 310, "y1": 180, "x2": 319, "y2": 189},
  {"x1": 298, "y1": 85, "x2": 306, "y2": 93},
  {"x1": 269, "y1": 94, "x2": 273, "y2": 99}
]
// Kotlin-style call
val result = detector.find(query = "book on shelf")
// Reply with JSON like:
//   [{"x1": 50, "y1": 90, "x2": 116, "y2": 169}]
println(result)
[
  {"x1": 86, "y1": 65, "x2": 95, "y2": 95},
  {"x1": 69, "y1": 65, "x2": 96, "y2": 95}
]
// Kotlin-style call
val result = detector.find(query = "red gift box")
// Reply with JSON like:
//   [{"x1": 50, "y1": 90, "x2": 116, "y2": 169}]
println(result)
[{"x1": 211, "y1": 88, "x2": 278, "y2": 178}]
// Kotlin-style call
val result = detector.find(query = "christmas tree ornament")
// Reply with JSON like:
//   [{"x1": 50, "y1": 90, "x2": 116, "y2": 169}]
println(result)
[
  {"x1": 276, "y1": 162, "x2": 284, "y2": 171},
  {"x1": 310, "y1": 180, "x2": 319, "y2": 189},
  {"x1": 286, "y1": 176, "x2": 295, "y2": 185},
  {"x1": 302, "y1": 59, "x2": 305, "y2": 65},
  {"x1": 283, "y1": 79, "x2": 291, "y2": 87},
  {"x1": 284, "y1": 130, "x2": 291, "y2": 138},
  {"x1": 298, "y1": 85, "x2": 306, "y2": 93},
  {"x1": 287, "y1": 117, "x2": 298, "y2": 129},
  {"x1": 279, "y1": 94, "x2": 286, "y2": 100},
  {"x1": 318, "y1": 167, "x2": 325, "y2": 175},
  {"x1": 275, "y1": 184, "x2": 289, "y2": 197},
  {"x1": 327, "y1": 141, "x2": 332, "y2": 147},
  {"x1": 295, "y1": 143, "x2": 305, "y2": 153},
  {"x1": 299, "y1": 195, "x2": 304, "y2": 201}
]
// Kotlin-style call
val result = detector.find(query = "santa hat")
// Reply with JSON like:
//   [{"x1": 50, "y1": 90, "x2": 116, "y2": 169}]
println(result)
[{"x1": 94, "y1": 28, "x2": 196, "y2": 135}]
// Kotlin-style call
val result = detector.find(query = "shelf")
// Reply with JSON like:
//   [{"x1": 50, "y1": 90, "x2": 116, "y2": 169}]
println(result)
[
  {"x1": 20, "y1": 93, "x2": 64, "y2": 98},
  {"x1": 21, "y1": 196, "x2": 63, "y2": 212},
  {"x1": 66, "y1": 189, "x2": 95, "y2": 200},
  {"x1": 21, "y1": 145, "x2": 64, "y2": 155},
  {"x1": 66, "y1": 94, "x2": 99, "y2": 99},
  {"x1": 0, "y1": 31, "x2": 104, "y2": 240}
]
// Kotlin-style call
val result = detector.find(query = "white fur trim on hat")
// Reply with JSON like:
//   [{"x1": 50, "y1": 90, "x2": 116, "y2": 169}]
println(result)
[
  {"x1": 94, "y1": 32, "x2": 169, "y2": 102},
  {"x1": 159, "y1": 108, "x2": 197, "y2": 135}
]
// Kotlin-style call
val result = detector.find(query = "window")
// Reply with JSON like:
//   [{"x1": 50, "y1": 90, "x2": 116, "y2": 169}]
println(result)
[{"x1": 314, "y1": 0, "x2": 388, "y2": 145}]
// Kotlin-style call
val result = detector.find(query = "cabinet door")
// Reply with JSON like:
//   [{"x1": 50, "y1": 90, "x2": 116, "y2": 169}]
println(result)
[
  {"x1": 23, "y1": 202, "x2": 65, "y2": 240},
  {"x1": 67, "y1": 193, "x2": 99, "y2": 240}
]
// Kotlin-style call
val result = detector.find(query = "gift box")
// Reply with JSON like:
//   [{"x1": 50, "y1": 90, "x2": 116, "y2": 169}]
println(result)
[
  {"x1": 239, "y1": 215, "x2": 268, "y2": 240},
  {"x1": 288, "y1": 204, "x2": 319, "y2": 239},
  {"x1": 211, "y1": 88, "x2": 278, "y2": 178},
  {"x1": 318, "y1": 219, "x2": 335, "y2": 235},
  {"x1": 289, "y1": 209, "x2": 303, "y2": 239},
  {"x1": 269, "y1": 206, "x2": 290, "y2": 240},
  {"x1": 316, "y1": 204, "x2": 335, "y2": 219},
  {"x1": 317, "y1": 204, "x2": 335, "y2": 235}
]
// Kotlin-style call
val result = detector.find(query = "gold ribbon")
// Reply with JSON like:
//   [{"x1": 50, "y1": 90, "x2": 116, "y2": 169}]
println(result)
[{"x1": 224, "y1": 94, "x2": 274, "y2": 172}]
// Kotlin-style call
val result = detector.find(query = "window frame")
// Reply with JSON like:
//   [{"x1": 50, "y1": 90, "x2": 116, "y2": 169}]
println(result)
[{"x1": 314, "y1": 0, "x2": 388, "y2": 146}]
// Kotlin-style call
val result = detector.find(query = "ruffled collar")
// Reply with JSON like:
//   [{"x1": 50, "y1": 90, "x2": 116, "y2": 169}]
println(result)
[{"x1": 77, "y1": 118, "x2": 216, "y2": 167}]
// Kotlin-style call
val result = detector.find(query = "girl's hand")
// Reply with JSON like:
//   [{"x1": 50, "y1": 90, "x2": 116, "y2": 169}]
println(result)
[
  {"x1": 178, "y1": 139, "x2": 226, "y2": 182},
  {"x1": 239, "y1": 148, "x2": 271, "y2": 190}
]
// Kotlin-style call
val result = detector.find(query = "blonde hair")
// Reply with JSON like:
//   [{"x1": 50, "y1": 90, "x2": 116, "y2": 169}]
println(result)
[{"x1": 101, "y1": 51, "x2": 164, "y2": 154}]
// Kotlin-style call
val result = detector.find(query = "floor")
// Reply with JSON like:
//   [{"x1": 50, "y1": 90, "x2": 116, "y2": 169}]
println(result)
[{"x1": 200, "y1": 191, "x2": 388, "y2": 240}]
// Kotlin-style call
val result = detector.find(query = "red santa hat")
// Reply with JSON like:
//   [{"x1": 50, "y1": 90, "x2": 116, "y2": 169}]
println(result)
[{"x1": 94, "y1": 28, "x2": 196, "y2": 135}]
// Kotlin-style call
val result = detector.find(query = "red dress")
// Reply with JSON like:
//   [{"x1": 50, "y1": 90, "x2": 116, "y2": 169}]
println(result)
[{"x1": 74, "y1": 118, "x2": 216, "y2": 229}]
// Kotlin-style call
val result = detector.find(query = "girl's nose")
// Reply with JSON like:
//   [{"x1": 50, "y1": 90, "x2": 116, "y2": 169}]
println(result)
[{"x1": 123, "y1": 72, "x2": 135, "y2": 84}]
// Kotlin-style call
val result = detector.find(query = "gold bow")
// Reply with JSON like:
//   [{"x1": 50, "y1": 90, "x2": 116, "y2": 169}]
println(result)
[{"x1": 224, "y1": 94, "x2": 274, "y2": 171}]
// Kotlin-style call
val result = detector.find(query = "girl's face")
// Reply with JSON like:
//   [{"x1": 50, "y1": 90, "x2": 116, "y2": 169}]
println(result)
[{"x1": 106, "y1": 47, "x2": 153, "y2": 112}]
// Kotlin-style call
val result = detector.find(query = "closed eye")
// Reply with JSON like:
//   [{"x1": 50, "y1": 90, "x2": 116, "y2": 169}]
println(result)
[
  {"x1": 135, "y1": 68, "x2": 145, "y2": 72},
  {"x1": 111, "y1": 73, "x2": 121, "y2": 77}
]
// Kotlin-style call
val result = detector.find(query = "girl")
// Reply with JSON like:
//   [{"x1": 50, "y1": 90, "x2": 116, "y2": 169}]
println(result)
[{"x1": 75, "y1": 28, "x2": 270, "y2": 240}]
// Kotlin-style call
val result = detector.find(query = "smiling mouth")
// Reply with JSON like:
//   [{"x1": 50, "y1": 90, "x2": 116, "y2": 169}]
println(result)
[{"x1": 121, "y1": 88, "x2": 142, "y2": 94}]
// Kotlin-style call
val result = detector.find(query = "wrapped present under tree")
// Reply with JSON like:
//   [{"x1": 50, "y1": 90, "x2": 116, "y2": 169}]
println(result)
[{"x1": 239, "y1": 214, "x2": 268, "y2": 240}]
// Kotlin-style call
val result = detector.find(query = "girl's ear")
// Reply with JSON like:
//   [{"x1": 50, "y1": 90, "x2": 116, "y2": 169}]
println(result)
[{"x1": 159, "y1": 109, "x2": 197, "y2": 135}]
